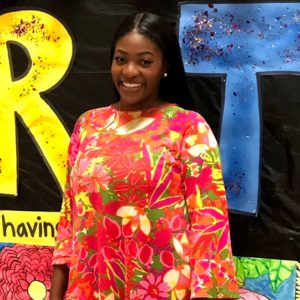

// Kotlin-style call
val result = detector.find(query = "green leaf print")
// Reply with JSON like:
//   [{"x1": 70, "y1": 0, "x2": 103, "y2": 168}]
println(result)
[
  {"x1": 220, "y1": 248, "x2": 230, "y2": 260},
  {"x1": 207, "y1": 190, "x2": 218, "y2": 200},
  {"x1": 146, "y1": 208, "x2": 164, "y2": 222},
  {"x1": 233, "y1": 257, "x2": 245, "y2": 287},
  {"x1": 86, "y1": 225, "x2": 97, "y2": 235},
  {"x1": 100, "y1": 190, "x2": 116, "y2": 204},
  {"x1": 132, "y1": 268, "x2": 148, "y2": 282},
  {"x1": 234, "y1": 257, "x2": 296, "y2": 293},
  {"x1": 152, "y1": 254, "x2": 163, "y2": 271},
  {"x1": 205, "y1": 149, "x2": 218, "y2": 165},
  {"x1": 269, "y1": 260, "x2": 295, "y2": 292},
  {"x1": 240, "y1": 257, "x2": 269, "y2": 278}
]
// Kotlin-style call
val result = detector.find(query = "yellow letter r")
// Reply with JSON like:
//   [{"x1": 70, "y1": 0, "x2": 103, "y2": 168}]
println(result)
[{"x1": 0, "y1": 10, "x2": 74, "y2": 196}]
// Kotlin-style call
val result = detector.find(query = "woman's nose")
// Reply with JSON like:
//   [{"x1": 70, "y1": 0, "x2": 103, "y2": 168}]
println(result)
[{"x1": 122, "y1": 62, "x2": 139, "y2": 77}]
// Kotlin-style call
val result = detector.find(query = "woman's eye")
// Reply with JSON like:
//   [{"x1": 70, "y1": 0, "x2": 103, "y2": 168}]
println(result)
[
  {"x1": 141, "y1": 59, "x2": 153, "y2": 66},
  {"x1": 114, "y1": 56, "x2": 125, "y2": 64}
]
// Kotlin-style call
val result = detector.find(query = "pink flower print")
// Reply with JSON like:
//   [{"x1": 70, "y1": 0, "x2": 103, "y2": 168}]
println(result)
[
  {"x1": 130, "y1": 291, "x2": 140, "y2": 300},
  {"x1": 81, "y1": 164, "x2": 111, "y2": 193},
  {"x1": 82, "y1": 233, "x2": 98, "y2": 251},
  {"x1": 238, "y1": 288, "x2": 270, "y2": 300},
  {"x1": 113, "y1": 156, "x2": 149, "y2": 179},
  {"x1": 170, "y1": 215, "x2": 184, "y2": 231},
  {"x1": 168, "y1": 111, "x2": 190, "y2": 131},
  {"x1": 142, "y1": 145, "x2": 182, "y2": 209},
  {"x1": 153, "y1": 227, "x2": 172, "y2": 248},
  {"x1": 184, "y1": 166, "x2": 211, "y2": 198},
  {"x1": 138, "y1": 244, "x2": 154, "y2": 266},
  {"x1": 68, "y1": 124, "x2": 81, "y2": 166},
  {"x1": 163, "y1": 265, "x2": 191, "y2": 296},
  {"x1": 172, "y1": 234, "x2": 190, "y2": 262},
  {"x1": 0, "y1": 245, "x2": 53, "y2": 300},
  {"x1": 161, "y1": 235, "x2": 191, "y2": 294},
  {"x1": 160, "y1": 251, "x2": 174, "y2": 268},
  {"x1": 191, "y1": 207, "x2": 230, "y2": 254},
  {"x1": 118, "y1": 192, "x2": 147, "y2": 208},
  {"x1": 104, "y1": 217, "x2": 121, "y2": 240},
  {"x1": 114, "y1": 173, "x2": 149, "y2": 194},
  {"x1": 79, "y1": 247, "x2": 88, "y2": 261},
  {"x1": 88, "y1": 253, "x2": 98, "y2": 269},
  {"x1": 70, "y1": 157, "x2": 90, "y2": 193},
  {"x1": 137, "y1": 274, "x2": 169, "y2": 299},
  {"x1": 127, "y1": 239, "x2": 139, "y2": 259},
  {"x1": 122, "y1": 221, "x2": 134, "y2": 237},
  {"x1": 102, "y1": 246, "x2": 121, "y2": 261},
  {"x1": 117, "y1": 206, "x2": 151, "y2": 236},
  {"x1": 126, "y1": 240, "x2": 153, "y2": 265},
  {"x1": 101, "y1": 138, "x2": 140, "y2": 169}
]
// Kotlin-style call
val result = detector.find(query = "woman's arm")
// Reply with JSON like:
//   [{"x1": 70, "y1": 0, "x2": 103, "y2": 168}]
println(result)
[
  {"x1": 50, "y1": 264, "x2": 69, "y2": 300},
  {"x1": 180, "y1": 112, "x2": 239, "y2": 298},
  {"x1": 50, "y1": 119, "x2": 83, "y2": 299}
]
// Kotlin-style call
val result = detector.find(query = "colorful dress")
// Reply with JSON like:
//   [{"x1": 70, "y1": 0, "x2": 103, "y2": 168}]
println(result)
[{"x1": 52, "y1": 103, "x2": 239, "y2": 300}]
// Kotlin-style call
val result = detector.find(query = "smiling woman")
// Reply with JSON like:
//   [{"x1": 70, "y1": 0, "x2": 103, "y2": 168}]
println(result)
[
  {"x1": 111, "y1": 32, "x2": 166, "y2": 110},
  {"x1": 50, "y1": 12, "x2": 239, "y2": 300}
]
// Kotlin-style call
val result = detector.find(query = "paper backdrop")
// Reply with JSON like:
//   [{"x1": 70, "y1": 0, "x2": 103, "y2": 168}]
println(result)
[{"x1": 0, "y1": 1, "x2": 299, "y2": 299}]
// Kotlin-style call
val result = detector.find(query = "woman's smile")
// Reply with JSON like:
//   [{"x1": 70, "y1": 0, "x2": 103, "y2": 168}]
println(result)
[
  {"x1": 111, "y1": 31, "x2": 166, "y2": 110},
  {"x1": 121, "y1": 81, "x2": 143, "y2": 89}
]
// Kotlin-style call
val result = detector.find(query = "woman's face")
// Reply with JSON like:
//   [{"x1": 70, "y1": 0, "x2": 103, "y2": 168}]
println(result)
[{"x1": 111, "y1": 31, "x2": 166, "y2": 110}]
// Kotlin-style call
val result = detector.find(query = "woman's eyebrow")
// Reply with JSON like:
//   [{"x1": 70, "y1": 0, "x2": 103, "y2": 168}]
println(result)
[{"x1": 114, "y1": 49, "x2": 155, "y2": 56}]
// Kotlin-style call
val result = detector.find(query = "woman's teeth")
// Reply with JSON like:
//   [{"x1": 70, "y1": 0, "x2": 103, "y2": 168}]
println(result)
[{"x1": 122, "y1": 82, "x2": 142, "y2": 88}]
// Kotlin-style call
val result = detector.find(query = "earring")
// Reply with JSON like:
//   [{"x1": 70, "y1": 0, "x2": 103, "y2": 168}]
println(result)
[{"x1": 163, "y1": 72, "x2": 168, "y2": 78}]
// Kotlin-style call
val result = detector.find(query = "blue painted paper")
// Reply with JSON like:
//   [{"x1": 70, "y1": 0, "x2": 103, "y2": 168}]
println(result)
[
  {"x1": 234, "y1": 256, "x2": 298, "y2": 300},
  {"x1": 178, "y1": 3, "x2": 300, "y2": 214}
]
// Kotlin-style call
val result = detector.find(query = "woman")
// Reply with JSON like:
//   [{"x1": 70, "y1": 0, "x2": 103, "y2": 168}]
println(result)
[{"x1": 50, "y1": 12, "x2": 239, "y2": 300}]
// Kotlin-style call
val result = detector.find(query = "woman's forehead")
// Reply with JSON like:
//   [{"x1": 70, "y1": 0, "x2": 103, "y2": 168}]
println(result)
[{"x1": 115, "y1": 32, "x2": 161, "y2": 54}]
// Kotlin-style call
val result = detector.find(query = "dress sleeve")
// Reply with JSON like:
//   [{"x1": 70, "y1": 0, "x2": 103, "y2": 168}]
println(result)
[
  {"x1": 52, "y1": 119, "x2": 82, "y2": 266},
  {"x1": 181, "y1": 113, "x2": 239, "y2": 299}
]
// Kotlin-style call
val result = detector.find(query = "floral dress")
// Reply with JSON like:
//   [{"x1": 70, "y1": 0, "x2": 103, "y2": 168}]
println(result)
[{"x1": 52, "y1": 103, "x2": 239, "y2": 300}]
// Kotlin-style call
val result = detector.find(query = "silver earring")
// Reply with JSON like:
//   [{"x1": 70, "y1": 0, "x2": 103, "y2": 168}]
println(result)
[{"x1": 163, "y1": 72, "x2": 168, "y2": 78}]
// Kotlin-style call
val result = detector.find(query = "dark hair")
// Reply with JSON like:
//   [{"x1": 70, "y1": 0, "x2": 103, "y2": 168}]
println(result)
[{"x1": 110, "y1": 12, "x2": 195, "y2": 110}]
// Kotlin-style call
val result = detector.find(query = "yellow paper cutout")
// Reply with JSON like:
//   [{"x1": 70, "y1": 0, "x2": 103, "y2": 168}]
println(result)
[
  {"x1": 0, "y1": 10, "x2": 74, "y2": 196},
  {"x1": 0, "y1": 210, "x2": 59, "y2": 246},
  {"x1": 28, "y1": 280, "x2": 47, "y2": 300}
]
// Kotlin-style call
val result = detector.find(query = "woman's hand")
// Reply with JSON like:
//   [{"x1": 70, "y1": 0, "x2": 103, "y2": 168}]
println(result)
[{"x1": 50, "y1": 264, "x2": 69, "y2": 300}]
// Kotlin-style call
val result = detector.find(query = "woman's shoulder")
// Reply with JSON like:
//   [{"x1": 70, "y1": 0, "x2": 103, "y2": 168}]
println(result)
[
  {"x1": 70, "y1": 105, "x2": 115, "y2": 135},
  {"x1": 78, "y1": 105, "x2": 113, "y2": 120},
  {"x1": 165, "y1": 103, "x2": 206, "y2": 123},
  {"x1": 74, "y1": 105, "x2": 114, "y2": 127},
  {"x1": 165, "y1": 104, "x2": 214, "y2": 137}
]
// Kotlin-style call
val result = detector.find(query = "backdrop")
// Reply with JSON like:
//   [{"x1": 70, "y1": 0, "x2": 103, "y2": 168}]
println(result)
[{"x1": 0, "y1": 0, "x2": 299, "y2": 299}]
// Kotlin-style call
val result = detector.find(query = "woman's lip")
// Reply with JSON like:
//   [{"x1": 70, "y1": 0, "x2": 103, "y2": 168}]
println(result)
[{"x1": 121, "y1": 81, "x2": 143, "y2": 88}]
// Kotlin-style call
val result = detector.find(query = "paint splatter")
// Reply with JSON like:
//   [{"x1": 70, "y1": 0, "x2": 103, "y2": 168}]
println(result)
[
  {"x1": 181, "y1": 4, "x2": 300, "y2": 67},
  {"x1": 11, "y1": 15, "x2": 61, "y2": 43},
  {"x1": 179, "y1": 3, "x2": 300, "y2": 213}
]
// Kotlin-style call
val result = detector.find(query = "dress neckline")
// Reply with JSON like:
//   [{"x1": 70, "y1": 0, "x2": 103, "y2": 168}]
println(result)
[{"x1": 110, "y1": 102, "x2": 176, "y2": 114}]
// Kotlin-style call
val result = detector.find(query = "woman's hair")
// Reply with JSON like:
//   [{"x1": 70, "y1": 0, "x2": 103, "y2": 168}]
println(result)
[{"x1": 110, "y1": 12, "x2": 195, "y2": 110}]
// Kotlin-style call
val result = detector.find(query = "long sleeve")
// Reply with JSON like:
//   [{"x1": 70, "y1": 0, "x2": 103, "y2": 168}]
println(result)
[
  {"x1": 181, "y1": 113, "x2": 239, "y2": 299},
  {"x1": 52, "y1": 119, "x2": 82, "y2": 266}
]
